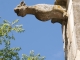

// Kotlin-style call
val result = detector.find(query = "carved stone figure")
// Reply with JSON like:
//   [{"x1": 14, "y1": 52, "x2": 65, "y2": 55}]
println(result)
[
  {"x1": 54, "y1": 0, "x2": 67, "y2": 6},
  {"x1": 14, "y1": 1, "x2": 68, "y2": 24}
]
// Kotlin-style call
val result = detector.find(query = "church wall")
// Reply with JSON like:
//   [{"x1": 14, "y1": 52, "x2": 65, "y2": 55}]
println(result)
[{"x1": 62, "y1": 0, "x2": 80, "y2": 60}]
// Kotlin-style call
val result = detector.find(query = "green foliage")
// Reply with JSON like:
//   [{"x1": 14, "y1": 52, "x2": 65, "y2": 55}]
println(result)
[
  {"x1": 0, "y1": 20, "x2": 45, "y2": 60},
  {"x1": 0, "y1": 19, "x2": 24, "y2": 37},
  {"x1": 0, "y1": 20, "x2": 25, "y2": 60},
  {"x1": 22, "y1": 50, "x2": 45, "y2": 60}
]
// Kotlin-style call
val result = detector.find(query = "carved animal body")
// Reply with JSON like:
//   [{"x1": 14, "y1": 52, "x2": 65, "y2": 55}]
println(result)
[
  {"x1": 14, "y1": 1, "x2": 67, "y2": 24},
  {"x1": 54, "y1": 0, "x2": 67, "y2": 6}
]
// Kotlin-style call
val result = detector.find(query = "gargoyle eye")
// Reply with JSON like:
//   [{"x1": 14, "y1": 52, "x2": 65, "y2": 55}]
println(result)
[{"x1": 17, "y1": 5, "x2": 20, "y2": 7}]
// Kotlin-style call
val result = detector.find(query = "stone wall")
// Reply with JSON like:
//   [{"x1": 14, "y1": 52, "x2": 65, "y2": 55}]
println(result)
[{"x1": 62, "y1": 0, "x2": 80, "y2": 60}]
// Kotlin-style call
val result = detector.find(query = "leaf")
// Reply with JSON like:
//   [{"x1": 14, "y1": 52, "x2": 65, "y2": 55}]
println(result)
[
  {"x1": 28, "y1": 57, "x2": 31, "y2": 60},
  {"x1": 0, "y1": 40, "x2": 2, "y2": 44},
  {"x1": 12, "y1": 19, "x2": 19, "y2": 25},
  {"x1": 0, "y1": 58, "x2": 3, "y2": 60},
  {"x1": 7, "y1": 40, "x2": 10, "y2": 45},
  {"x1": 0, "y1": 51, "x2": 3, "y2": 56},
  {"x1": 0, "y1": 29, "x2": 3, "y2": 36},
  {"x1": 12, "y1": 35, "x2": 15, "y2": 40},
  {"x1": 3, "y1": 20, "x2": 10, "y2": 23}
]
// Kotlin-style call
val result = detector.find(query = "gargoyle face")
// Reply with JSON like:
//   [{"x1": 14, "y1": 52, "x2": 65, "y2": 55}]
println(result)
[{"x1": 14, "y1": 1, "x2": 27, "y2": 17}]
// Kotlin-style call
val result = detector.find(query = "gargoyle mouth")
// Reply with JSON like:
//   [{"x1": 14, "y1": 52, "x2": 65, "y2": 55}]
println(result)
[
  {"x1": 14, "y1": 8, "x2": 26, "y2": 17},
  {"x1": 14, "y1": 9, "x2": 20, "y2": 15}
]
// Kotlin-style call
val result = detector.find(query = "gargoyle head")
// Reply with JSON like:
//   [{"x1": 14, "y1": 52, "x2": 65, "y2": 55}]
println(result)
[{"x1": 14, "y1": 1, "x2": 27, "y2": 17}]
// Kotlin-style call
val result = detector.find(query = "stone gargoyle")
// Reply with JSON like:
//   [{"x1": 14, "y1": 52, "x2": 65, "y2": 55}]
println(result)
[{"x1": 14, "y1": 1, "x2": 68, "y2": 24}]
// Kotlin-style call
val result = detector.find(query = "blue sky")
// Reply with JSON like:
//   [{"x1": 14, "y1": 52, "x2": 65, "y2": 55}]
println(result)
[{"x1": 0, "y1": 0, "x2": 64, "y2": 60}]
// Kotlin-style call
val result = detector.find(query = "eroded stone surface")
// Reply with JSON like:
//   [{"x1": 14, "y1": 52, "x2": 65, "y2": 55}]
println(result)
[
  {"x1": 63, "y1": 0, "x2": 80, "y2": 60},
  {"x1": 75, "y1": 50, "x2": 80, "y2": 60},
  {"x1": 73, "y1": 3, "x2": 80, "y2": 50},
  {"x1": 14, "y1": 0, "x2": 80, "y2": 60},
  {"x1": 14, "y1": 1, "x2": 68, "y2": 24}
]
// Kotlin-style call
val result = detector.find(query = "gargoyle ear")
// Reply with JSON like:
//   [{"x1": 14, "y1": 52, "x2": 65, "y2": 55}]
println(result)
[{"x1": 20, "y1": 1, "x2": 26, "y2": 6}]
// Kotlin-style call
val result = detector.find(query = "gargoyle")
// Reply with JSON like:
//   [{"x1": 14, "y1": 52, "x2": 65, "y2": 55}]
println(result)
[{"x1": 14, "y1": 1, "x2": 68, "y2": 24}]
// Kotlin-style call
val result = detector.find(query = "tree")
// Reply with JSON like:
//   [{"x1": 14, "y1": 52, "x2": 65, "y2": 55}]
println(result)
[
  {"x1": 0, "y1": 19, "x2": 45, "y2": 60},
  {"x1": 22, "y1": 50, "x2": 45, "y2": 60},
  {"x1": 0, "y1": 19, "x2": 24, "y2": 60}
]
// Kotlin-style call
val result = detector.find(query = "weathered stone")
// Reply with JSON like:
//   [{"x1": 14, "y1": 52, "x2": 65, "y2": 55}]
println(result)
[
  {"x1": 14, "y1": 0, "x2": 80, "y2": 60},
  {"x1": 75, "y1": 50, "x2": 80, "y2": 60},
  {"x1": 63, "y1": 0, "x2": 80, "y2": 60},
  {"x1": 14, "y1": 1, "x2": 67, "y2": 24}
]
